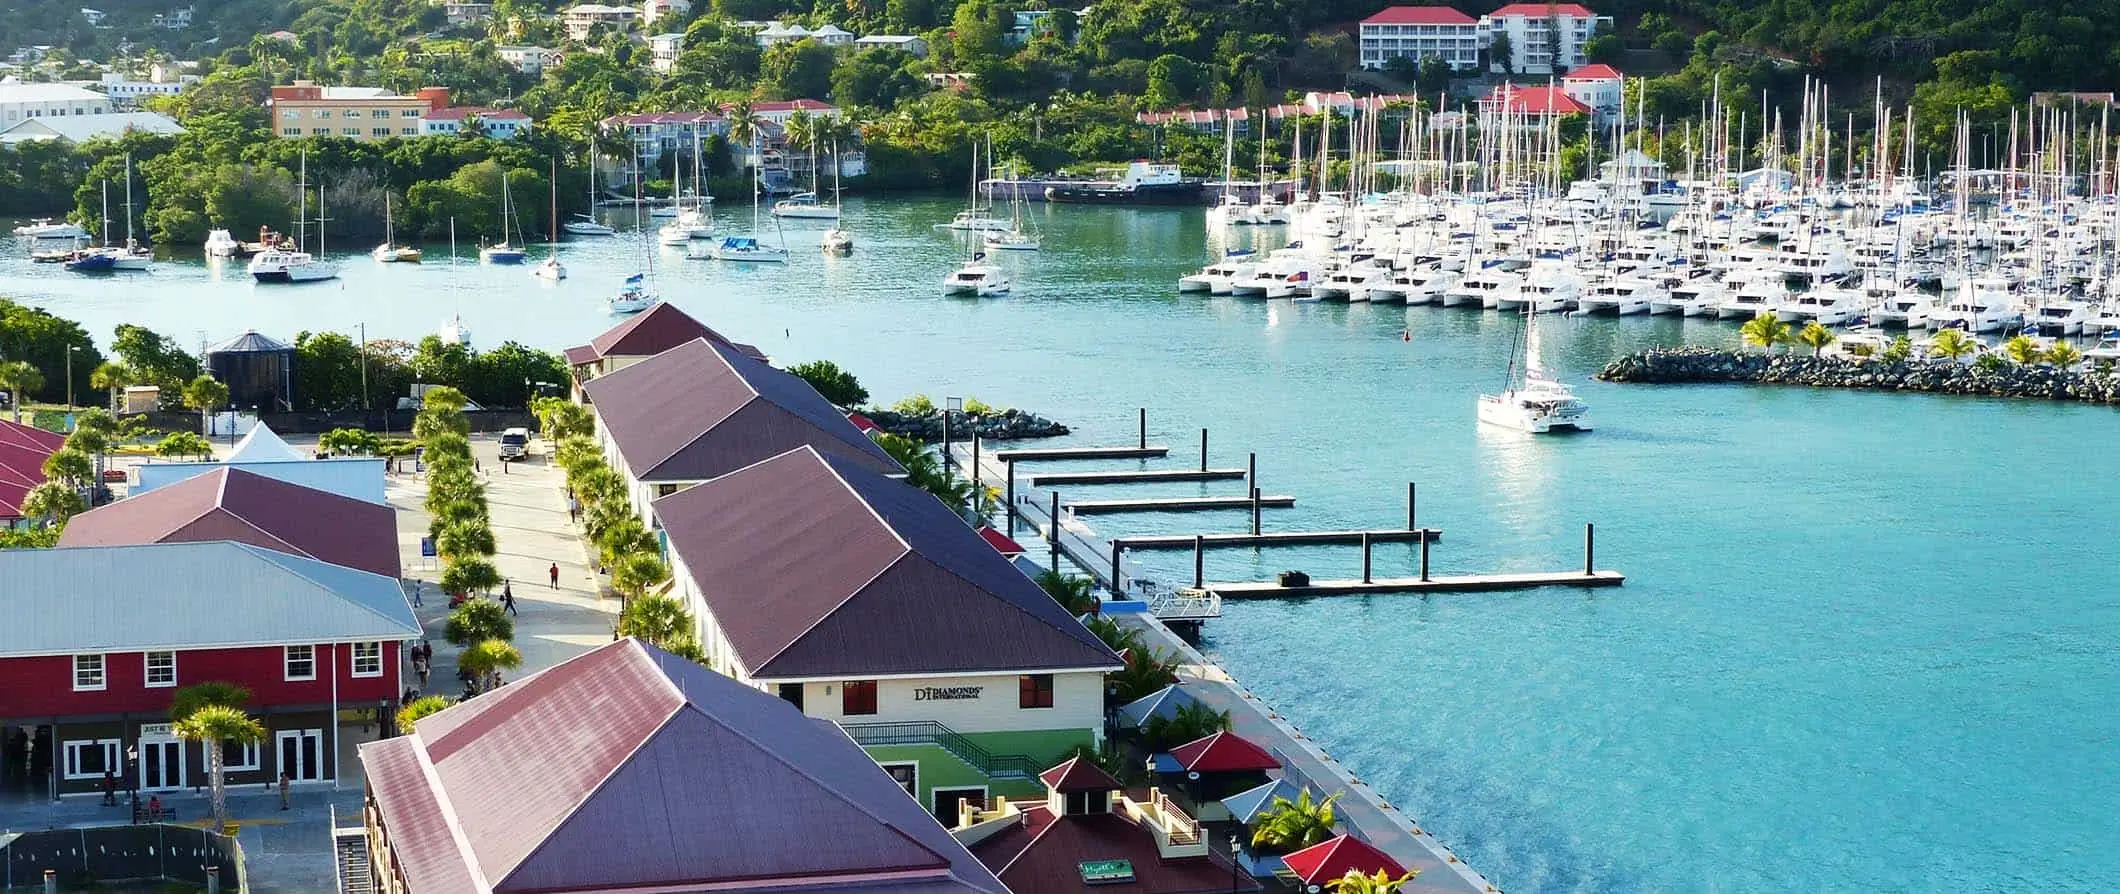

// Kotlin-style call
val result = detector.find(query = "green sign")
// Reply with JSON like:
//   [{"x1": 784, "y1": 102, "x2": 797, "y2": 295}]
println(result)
[{"x1": 1079, "y1": 860, "x2": 1136, "y2": 885}]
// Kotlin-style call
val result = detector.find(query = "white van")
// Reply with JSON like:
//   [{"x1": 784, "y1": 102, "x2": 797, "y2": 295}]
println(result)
[{"x1": 498, "y1": 427, "x2": 531, "y2": 460}]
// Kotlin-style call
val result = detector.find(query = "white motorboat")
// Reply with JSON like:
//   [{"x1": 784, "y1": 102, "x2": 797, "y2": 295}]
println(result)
[
  {"x1": 1401, "y1": 268, "x2": 1462, "y2": 305},
  {"x1": 533, "y1": 256, "x2": 567, "y2": 280},
  {"x1": 1232, "y1": 255, "x2": 1319, "y2": 299},
  {"x1": 1782, "y1": 287, "x2": 1869, "y2": 326},
  {"x1": 1716, "y1": 277, "x2": 1784, "y2": 319},
  {"x1": 1479, "y1": 308, "x2": 1591, "y2": 433},
  {"x1": 1179, "y1": 256, "x2": 1257, "y2": 294},
  {"x1": 2027, "y1": 300, "x2": 2090, "y2": 336},
  {"x1": 821, "y1": 227, "x2": 854, "y2": 254},
  {"x1": 1577, "y1": 277, "x2": 1656, "y2": 315},
  {"x1": 204, "y1": 228, "x2": 241, "y2": 257},
  {"x1": 2084, "y1": 335, "x2": 2120, "y2": 365},
  {"x1": 1661, "y1": 281, "x2": 1728, "y2": 317},
  {"x1": 12, "y1": 219, "x2": 88, "y2": 239},
  {"x1": 1873, "y1": 291, "x2": 1935, "y2": 328},
  {"x1": 1312, "y1": 261, "x2": 1389, "y2": 301},
  {"x1": 563, "y1": 215, "x2": 617, "y2": 236},
  {"x1": 1928, "y1": 278, "x2": 2019, "y2": 333},
  {"x1": 943, "y1": 260, "x2": 1010, "y2": 296},
  {"x1": 1441, "y1": 268, "x2": 1520, "y2": 308},
  {"x1": 771, "y1": 191, "x2": 840, "y2": 220}
]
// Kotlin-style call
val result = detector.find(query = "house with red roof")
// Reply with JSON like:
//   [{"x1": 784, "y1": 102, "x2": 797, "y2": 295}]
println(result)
[
  {"x1": 1562, "y1": 63, "x2": 1626, "y2": 124},
  {"x1": 563, "y1": 300, "x2": 766, "y2": 399},
  {"x1": 356, "y1": 638, "x2": 1007, "y2": 894},
  {"x1": 1280, "y1": 834, "x2": 1408, "y2": 888},
  {"x1": 1479, "y1": 3, "x2": 1612, "y2": 74},
  {"x1": 0, "y1": 418, "x2": 62, "y2": 528},
  {"x1": 1359, "y1": 6, "x2": 1482, "y2": 72},
  {"x1": 1477, "y1": 83, "x2": 1593, "y2": 126},
  {"x1": 58, "y1": 467, "x2": 400, "y2": 578}
]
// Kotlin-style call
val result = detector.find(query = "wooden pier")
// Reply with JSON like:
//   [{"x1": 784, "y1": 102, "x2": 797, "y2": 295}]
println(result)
[
  {"x1": 1115, "y1": 529, "x2": 1441, "y2": 550},
  {"x1": 992, "y1": 446, "x2": 1171, "y2": 462},
  {"x1": 1026, "y1": 468, "x2": 1250, "y2": 485},
  {"x1": 1065, "y1": 495, "x2": 1295, "y2": 514},
  {"x1": 1210, "y1": 569, "x2": 1625, "y2": 599}
]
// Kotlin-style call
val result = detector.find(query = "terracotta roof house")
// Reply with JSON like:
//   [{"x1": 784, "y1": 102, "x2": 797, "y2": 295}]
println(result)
[
  {"x1": 654, "y1": 446, "x2": 1122, "y2": 819},
  {"x1": 562, "y1": 300, "x2": 766, "y2": 385},
  {"x1": 0, "y1": 419, "x2": 63, "y2": 527},
  {"x1": 1280, "y1": 835, "x2": 1407, "y2": 887},
  {"x1": 59, "y1": 467, "x2": 400, "y2": 578},
  {"x1": 959, "y1": 757, "x2": 1259, "y2": 894},
  {"x1": 356, "y1": 638, "x2": 1007, "y2": 894},
  {"x1": 582, "y1": 337, "x2": 900, "y2": 524}
]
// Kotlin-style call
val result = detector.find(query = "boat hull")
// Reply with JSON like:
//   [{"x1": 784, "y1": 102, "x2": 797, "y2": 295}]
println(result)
[{"x1": 1044, "y1": 183, "x2": 1206, "y2": 205}]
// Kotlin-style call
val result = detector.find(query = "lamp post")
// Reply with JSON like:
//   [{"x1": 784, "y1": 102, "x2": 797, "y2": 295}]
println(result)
[
  {"x1": 1229, "y1": 834, "x2": 1242, "y2": 893},
  {"x1": 942, "y1": 396, "x2": 962, "y2": 472},
  {"x1": 65, "y1": 344, "x2": 79, "y2": 427},
  {"x1": 125, "y1": 745, "x2": 139, "y2": 818}
]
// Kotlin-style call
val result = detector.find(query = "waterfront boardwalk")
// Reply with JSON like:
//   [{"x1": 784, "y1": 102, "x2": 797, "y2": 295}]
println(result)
[
  {"x1": 1026, "y1": 468, "x2": 1250, "y2": 485},
  {"x1": 1117, "y1": 528, "x2": 1442, "y2": 550},
  {"x1": 1065, "y1": 494, "x2": 1295, "y2": 513},
  {"x1": 991, "y1": 445, "x2": 1170, "y2": 462},
  {"x1": 1213, "y1": 569, "x2": 1625, "y2": 598}
]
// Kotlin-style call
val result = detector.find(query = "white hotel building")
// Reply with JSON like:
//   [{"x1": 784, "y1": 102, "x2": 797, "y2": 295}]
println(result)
[
  {"x1": 1359, "y1": 4, "x2": 1610, "y2": 75},
  {"x1": 1358, "y1": 6, "x2": 1483, "y2": 72}
]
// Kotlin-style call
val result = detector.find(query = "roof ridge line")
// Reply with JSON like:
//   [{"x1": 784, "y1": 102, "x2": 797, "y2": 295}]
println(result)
[
  {"x1": 232, "y1": 541, "x2": 419, "y2": 634},
  {"x1": 496, "y1": 691, "x2": 689, "y2": 884},
  {"x1": 406, "y1": 730, "x2": 498, "y2": 894}
]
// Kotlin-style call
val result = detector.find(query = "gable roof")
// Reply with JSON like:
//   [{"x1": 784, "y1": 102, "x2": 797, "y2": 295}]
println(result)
[
  {"x1": 653, "y1": 447, "x2": 1122, "y2": 680},
  {"x1": 1361, "y1": 6, "x2": 1476, "y2": 25},
  {"x1": 0, "y1": 420, "x2": 60, "y2": 520},
  {"x1": 1482, "y1": 84, "x2": 1591, "y2": 116},
  {"x1": 1039, "y1": 757, "x2": 1120, "y2": 793},
  {"x1": 564, "y1": 300, "x2": 763, "y2": 365},
  {"x1": 1280, "y1": 835, "x2": 1406, "y2": 885},
  {"x1": 1487, "y1": 2, "x2": 1596, "y2": 17},
  {"x1": 583, "y1": 338, "x2": 899, "y2": 482},
  {"x1": 970, "y1": 805, "x2": 1258, "y2": 894},
  {"x1": 1220, "y1": 778, "x2": 1313, "y2": 824},
  {"x1": 0, "y1": 111, "x2": 185, "y2": 144},
  {"x1": 0, "y1": 541, "x2": 418, "y2": 657},
  {"x1": 58, "y1": 467, "x2": 400, "y2": 577},
  {"x1": 1564, "y1": 63, "x2": 1624, "y2": 81},
  {"x1": 361, "y1": 639, "x2": 1007, "y2": 894},
  {"x1": 229, "y1": 423, "x2": 304, "y2": 462},
  {"x1": 1167, "y1": 731, "x2": 1280, "y2": 774}
]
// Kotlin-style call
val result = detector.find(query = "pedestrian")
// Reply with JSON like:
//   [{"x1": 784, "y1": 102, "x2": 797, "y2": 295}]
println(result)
[
  {"x1": 567, "y1": 494, "x2": 580, "y2": 522},
  {"x1": 548, "y1": 562, "x2": 559, "y2": 589},
  {"x1": 410, "y1": 580, "x2": 423, "y2": 607},
  {"x1": 278, "y1": 771, "x2": 291, "y2": 811},
  {"x1": 414, "y1": 654, "x2": 430, "y2": 687},
  {"x1": 101, "y1": 770, "x2": 116, "y2": 806},
  {"x1": 501, "y1": 581, "x2": 517, "y2": 616}
]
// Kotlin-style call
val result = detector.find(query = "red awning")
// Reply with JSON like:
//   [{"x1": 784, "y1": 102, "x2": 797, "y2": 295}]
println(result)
[
  {"x1": 1280, "y1": 835, "x2": 1406, "y2": 886},
  {"x1": 1168, "y1": 731, "x2": 1280, "y2": 773},
  {"x1": 846, "y1": 412, "x2": 881, "y2": 434},
  {"x1": 976, "y1": 525, "x2": 1027, "y2": 558}
]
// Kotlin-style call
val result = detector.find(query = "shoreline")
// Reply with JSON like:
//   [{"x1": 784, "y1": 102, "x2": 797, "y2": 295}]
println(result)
[{"x1": 1598, "y1": 347, "x2": 2120, "y2": 404}]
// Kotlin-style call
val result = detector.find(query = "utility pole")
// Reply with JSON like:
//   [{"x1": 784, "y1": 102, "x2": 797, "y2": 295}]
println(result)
[{"x1": 358, "y1": 322, "x2": 369, "y2": 418}]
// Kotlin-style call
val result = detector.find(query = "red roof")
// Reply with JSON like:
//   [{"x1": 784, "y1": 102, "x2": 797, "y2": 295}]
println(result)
[
  {"x1": 1280, "y1": 835, "x2": 1406, "y2": 886},
  {"x1": 846, "y1": 411, "x2": 880, "y2": 434},
  {"x1": 565, "y1": 301, "x2": 764, "y2": 365},
  {"x1": 976, "y1": 524, "x2": 1027, "y2": 558},
  {"x1": 59, "y1": 467, "x2": 400, "y2": 578},
  {"x1": 969, "y1": 805, "x2": 1259, "y2": 894},
  {"x1": 1362, "y1": 6, "x2": 1476, "y2": 25},
  {"x1": 1168, "y1": 731, "x2": 1280, "y2": 773},
  {"x1": 1488, "y1": 3, "x2": 1597, "y2": 17},
  {"x1": 1565, "y1": 63, "x2": 1624, "y2": 81},
  {"x1": 0, "y1": 420, "x2": 60, "y2": 520},
  {"x1": 1482, "y1": 84, "x2": 1591, "y2": 115},
  {"x1": 1038, "y1": 757, "x2": 1120, "y2": 793}
]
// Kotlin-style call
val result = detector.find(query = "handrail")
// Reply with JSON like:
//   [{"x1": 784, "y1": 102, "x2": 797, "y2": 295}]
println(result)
[{"x1": 840, "y1": 721, "x2": 1040, "y2": 779}]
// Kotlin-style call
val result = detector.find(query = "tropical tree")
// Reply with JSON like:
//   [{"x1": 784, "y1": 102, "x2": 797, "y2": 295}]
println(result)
[
  {"x1": 0, "y1": 360, "x2": 46, "y2": 423},
  {"x1": 396, "y1": 695, "x2": 454, "y2": 730},
  {"x1": 181, "y1": 375, "x2": 229, "y2": 436},
  {"x1": 42, "y1": 448, "x2": 94, "y2": 487},
  {"x1": 318, "y1": 427, "x2": 381, "y2": 455},
  {"x1": 90, "y1": 362, "x2": 134, "y2": 413},
  {"x1": 1328, "y1": 869, "x2": 1420, "y2": 894},
  {"x1": 1796, "y1": 321, "x2": 1836, "y2": 356},
  {"x1": 2002, "y1": 334, "x2": 2041, "y2": 365},
  {"x1": 439, "y1": 556, "x2": 503, "y2": 597},
  {"x1": 169, "y1": 681, "x2": 252, "y2": 723},
  {"x1": 1142, "y1": 700, "x2": 1232, "y2": 751},
  {"x1": 1928, "y1": 328, "x2": 1977, "y2": 361},
  {"x1": 173, "y1": 704, "x2": 267, "y2": 832},
  {"x1": 434, "y1": 520, "x2": 497, "y2": 561},
  {"x1": 725, "y1": 99, "x2": 765, "y2": 165},
  {"x1": 458, "y1": 638, "x2": 523, "y2": 692},
  {"x1": 1083, "y1": 614, "x2": 1146, "y2": 653},
  {"x1": 2047, "y1": 341, "x2": 2083, "y2": 368},
  {"x1": 1739, "y1": 312, "x2": 1792, "y2": 353},
  {"x1": 595, "y1": 515, "x2": 656, "y2": 569},
  {"x1": 786, "y1": 360, "x2": 868, "y2": 407},
  {"x1": 1109, "y1": 646, "x2": 1181, "y2": 702},
  {"x1": 616, "y1": 591, "x2": 694, "y2": 649},
  {"x1": 1250, "y1": 790, "x2": 1342, "y2": 854},
  {"x1": 157, "y1": 430, "x2": 212, "y2": 459},
  {"x1": 610, "y1": 551, "x2": 670, "y2": 605},
  {"x1": 1034, "y1": 569, "x2": 1097, "y2": 615},
  {"x1": 445, "y1": 597, "x2": 514, "y2": 645},
  {"x1": 533, "y1": 398, "x2": 593, "y2": 440},
  {"x1": 875, "y1": 431, "x2": 972, "y2": 513},
  {"x1": 18, "y1": 481, "x2": 86, "y2": 525},
  {"x1": 1880, "y1": 336, "x2": 1913, "y2": 363}
]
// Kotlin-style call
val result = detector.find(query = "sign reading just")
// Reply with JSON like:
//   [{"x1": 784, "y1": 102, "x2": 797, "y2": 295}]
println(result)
[{"x1": 912, "y1": 686, "x2": 984, "y2": 701}]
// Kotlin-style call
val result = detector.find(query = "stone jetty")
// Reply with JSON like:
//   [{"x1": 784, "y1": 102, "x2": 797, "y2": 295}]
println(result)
[
  {"x1": 1598, "y1": 347, "x2": 2120, "y2": 404},
  {"x1": 864, "y1": 407, "x2": 1071, "y2": 441}
]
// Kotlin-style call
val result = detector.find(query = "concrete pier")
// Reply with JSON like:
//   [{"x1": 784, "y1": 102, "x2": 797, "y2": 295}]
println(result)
[
  {"x1": 991, "y1": 446, "x2": 1170, "y2": 462},
  {"x1": 1212, "y1": 569, "x2": 1625, "y2": 598},
  {"x1": 1025, "y1": 468, "x2": 1249, "y2": 485},
  {"x1": 1065, "y1": 494, "x2": 1295, "y2": 514},
  {"x1": 1116, "y1": 529, "x2": 1442, "y2": 550}
]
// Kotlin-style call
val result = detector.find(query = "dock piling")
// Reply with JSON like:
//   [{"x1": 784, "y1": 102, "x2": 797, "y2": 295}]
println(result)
[
  {"x1": 1251, "y1": 487, "x2": 1262, "y2": 536},
  {"x1": 1193, "y1": 535, "x2": 1204, "y2": 588},
  {"x1": 1247, "y1": 452, "x2": 1256, "y2": 487},
  {"x1": 1419, "y1": 534, "x2": 1431, "y2": 581},
  {"x1": 1199, "y1": 428, "x2": 1208, "y2": 472},
  {"x1": 1137, "y1": 407, "x2": 1146, "y2": 449},
  {"x1": 1361, "y1": 532, "x2": 1373, "y2": 583},
  {"x1": 1584, "y1": 523, "x2": 1595, "y2": 576},
  {"x1": 1048, "y1": 492, "x2": 1060, "y2": 572},
  {"x1": 1407, "y1": 482, "x2": 1416, "y2": 531},
  {"x1": 970, "y1": 434, "x2": 980, "y2": 493},
  {"x1": 1110, "y1": 542, "x2": 1123, "y2": 595},
  {"x1": 1005, "y1": 459, "x2": 1017, "y2": 530}
]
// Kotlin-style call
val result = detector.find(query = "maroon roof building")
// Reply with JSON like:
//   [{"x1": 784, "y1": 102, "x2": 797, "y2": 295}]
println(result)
[
  {"x1": 58, "y1": 467, "x2": 400, "y2": 578},
  {"x1": 356, "y1": 638, "x2": 1007, "y2": 894},
  {"x1": 0, "y1": 418, "x2": 63, "y2": 527},
  {"x1": 963, "y1": 757, "x2": 1259, "y2": 894},
  {"x1": 563, "y1": 300, "x2": 766, "y2": 395}
]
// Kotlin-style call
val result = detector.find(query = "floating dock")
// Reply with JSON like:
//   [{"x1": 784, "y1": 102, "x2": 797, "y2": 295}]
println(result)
[
  {"x1": 991, "y1": 446, "x2": 1171, "y2": 462},
  {"x1": 1065, "y1": 495, "x2": 1295, "y2": 514},
  {"x1": 1211, "y1": 569, "x2": 1625, "y2": 599},
  {"x1": 1115, "y1": 529, "x2": 1441, "y2": 550},
  {"x1": 1026, "y1": 468, "x2": 1249, "y2": 486}
]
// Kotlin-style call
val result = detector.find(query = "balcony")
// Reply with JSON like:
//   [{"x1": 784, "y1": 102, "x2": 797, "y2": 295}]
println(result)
[{"x1": 1120, "y1": 787, "x2": 1206, "y2": 859}]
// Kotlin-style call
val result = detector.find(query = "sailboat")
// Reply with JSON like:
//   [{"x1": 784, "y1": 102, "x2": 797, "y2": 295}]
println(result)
[
  {"x1": 983, "y1": 162, "x2": 1040, "y2": 251},
  {"x1": 611, "y1": 149, "x2": 660, "y2": 313},
  {"x1": 820, "y1": 139, "x2": 853, "y2": 253},
  {"x1": 480, "y1": 173, "x2": 527, "y2": 263},
  {"x1": 773, "y1": 138, "x2": 840, "y2": 219},
  {"x1": 1477, "y1": 305, "x2": 1591, "y2": 433},
  {"x1": 1205, "y1": 116, "x2": 1255, "y2": 227},
  {"x1": 65, "y1": 181, "x2": 119, "y2": 272},
  {"x1": 535, "y1": 156, "x2": 567, "y2": 280},
  {"x1": 943, "y1": 249, "x2": 1011, "y2": 296},
  {"x1": 702, "y1": 144, "x2": 789, "y2": 263},
  {"x1": 563, "y1": 157, "x2": 616, "y2": 235},
  {"x1": 249, "y1": 150, "x2": 339, "y2": 283},
  {"x1": 941, "y1": 141, "x2": 1009, "y2": 231},
  {"x1": 371, "y1": 193, "x2": 421, "y2": 262}
]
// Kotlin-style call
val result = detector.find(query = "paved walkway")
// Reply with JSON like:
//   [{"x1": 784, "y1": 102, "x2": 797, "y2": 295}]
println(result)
[{"x1": 0, "y1": 788, "x2": 365, "y2": 893}]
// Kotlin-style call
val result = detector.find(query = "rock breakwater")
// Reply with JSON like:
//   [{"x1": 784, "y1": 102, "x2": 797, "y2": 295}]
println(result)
[
  {"x1": 1597, "y1": 347, "x2": 2120, "y2": 403},
  {"x1": 864, "y1": 407, "x2": 1072, "y2": 441}
]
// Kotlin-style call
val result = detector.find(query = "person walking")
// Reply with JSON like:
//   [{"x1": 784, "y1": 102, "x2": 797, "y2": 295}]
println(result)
[
  {"x1": 567, "y1": 494, "x2": 580, "y2": 522},
  {"x1": 101, "y1": 770, "x2": 117, "y2": 806},
  {"x1": 501, "y1": 580, "x2": 517, "y2": 616},
  {"x1": 548, "y1": 562, "x2": 559, "y2": 589},
  {"x1": 410, "y1": 580, "x2": 424, "y2": 607},
  {"x1": 278, "y1": 771, "x2": 292, "y2": 811}
]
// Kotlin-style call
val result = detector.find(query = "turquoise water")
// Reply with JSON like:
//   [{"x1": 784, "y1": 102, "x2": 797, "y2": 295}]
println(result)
[{"x1": 7, "y1": 200, "x2": 2118, "y2": 892}]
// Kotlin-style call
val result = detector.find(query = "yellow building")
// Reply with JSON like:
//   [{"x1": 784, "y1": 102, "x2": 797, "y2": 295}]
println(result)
[{"x1": 267, "y1": 81, "x2": 449, "y2": 140}]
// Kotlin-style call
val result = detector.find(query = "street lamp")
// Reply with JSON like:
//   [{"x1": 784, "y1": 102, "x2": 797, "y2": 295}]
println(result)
[
  {"x1": 1229, "y1": 834, "x2": 1242, "y2": 893},
  {"x1": 943, "y1": 396, "x2": 963, "y2": 472},
  {"x1": 125, "y1": 745, "x2": 139, "y2": 817},
  {"x1": 65, "y1": 344, "x2": 79, "y2": 425}
]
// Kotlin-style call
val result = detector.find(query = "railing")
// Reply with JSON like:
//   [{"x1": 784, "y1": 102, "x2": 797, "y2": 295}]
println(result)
[
  {"x1": 1149, "y1": 586, "x2": 1222, "y2": 621},
  {"x1": 840, "y1": 721, "x2": 1039, "y2": 779},
  {"x1": 1157, "y1": 792, "x2": 1202, "y2": 845},
  {"x1": 1118, "y1": 787, "x2": 1207, "y2": 857}
]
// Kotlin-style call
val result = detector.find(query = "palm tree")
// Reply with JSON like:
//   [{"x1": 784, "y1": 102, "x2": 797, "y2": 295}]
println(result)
[
  {"x1": 173, "y1": 704, "x2": 267, "y2": 832},
  {"x1": 2002, "y1": 334, "x2": 2041, "y2": 365},
  {"x1": 1739, "y1": 312, "x2": 1793, "y2": 353},
  {"x1": 89, "y1": 362, "x2": 133, "y2": 413},
  {"x1": 42, "y1": 448, "x2": 94, "y2": 487},
  {"x1": 458, "y1": 639, "x2": 523, "y2": 692},
  {"x1": 1034, "y1": 569, "x2": 1097, "y2": 614},
  {"x1": 396, "y1": 695, "x2": 453, "y2": 731},
  {"x1": 0, "y1": 360, "x2": 45, "y2": 423},
  {"x1": 445, "y1": 597, "x2": 514, "y2": 645},
  {"x1": 1109, "y1": 646, "x2": 1180, "y2": 702},
  {"x1": 170, "y1": 681, "x2": 252, "y2": 723},
  {"x1": 610, "y1": 552, "x2": 670, "y2": 606},
  {"x1": 438, "y1": 556, "x2": 502, "y2": 597},
  {"x1": 19, "y1": 481, "x2": 86, "y2": 525},
  {"x1": 1929, "y1": 328, "x2": 1977, "y2": 361},
  {"x1": 725, "y1": 100, "x2": 766, "y2": 171},
  {"x1": 1796, "y1": 321, "x2": 1836, "y2": 356},
  {"x1": 157, "y1": 431, "x2": 211, "y2": 459},
  {"x1": 435, "y1": 521, "x2": 497, "y2": 561},
  {"x1": 784, "y1": 109, "x2": 816, "y2": 156},
  {"x1": 1142, "y1": 701, "x2": 1232, "y2": 751},
  {"x1": 1880, "y1": 335, "x2": 1913, "y2": 363},
  {"x1": 617, "y1": 591, "x2": 694, "y2": 647},
  {"x1": 2047, "y1": 341, "x2": 2084, "y2": 368},
  {"x1": 181, "y1": 375, "x2": 228, "y2": 437},
  {"x1": 1250, "y1": 790, "x2": 1342, "y2": 854},
  {"x1": 1328, "y1": 869, "x2": 1420, "y2": 894}
]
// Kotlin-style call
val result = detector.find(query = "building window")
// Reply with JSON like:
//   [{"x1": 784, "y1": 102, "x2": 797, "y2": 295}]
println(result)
[
  {"x1": 842, "y1": 680, "x2": 877, "y2": 715},
  {"x1": 62, "y1": 739, "x2": 120, "y2": 780},
  {"x1": 402, "y1": 109, "x2": 420, "y2": 117},
  {"x1": 280, "y1": 109, "x2": 298, "y2": 120},
  {"x1": 372, "y1": 127, "x2": 391, "y2": 136},
  {"x1": 401, "y1": 127, "x2": 416, "y2": 134},
  {"x1": 73, "y1": 654, "x2": 105, "y2": 691},
  {"x1": 352, "y1": 642, "x2": 382, "y2": 677},
  {"x1": 343, "y1": 109, "x2": 361, "y2": 119},
  {"x1": 316, "y1": 109, "x2": 330, "y2": 119},
  {"x1": 221, "y1": 739, "x2": 260, "y2": 771},
  {"x1": 375, "y1": 108, "x2": 393, "y2": 118},
  {"x1": 1018, "y1": 673, "x2": 1054, "y2": 709},
  {"x1": 145, "y1": 651, "x2": 176, "y2": 687},
  {"x1": 285, "y1": 645, "x2": 316, "y2": 681},
  {"x1": 342, "y1": 127, "x2": 359, "y2": 135},
  {"x1": 312, "y1": 127, "x2": 329, "y2": 134}
]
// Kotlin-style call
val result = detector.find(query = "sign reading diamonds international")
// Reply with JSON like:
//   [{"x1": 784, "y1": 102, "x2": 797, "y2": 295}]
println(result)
[{"x1": 912, "y1": 685, "x2": 984, "y2": 701}]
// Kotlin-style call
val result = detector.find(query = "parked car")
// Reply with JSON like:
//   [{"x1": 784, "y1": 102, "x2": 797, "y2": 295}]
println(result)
[{"x1": 498, "y1": 427, "x2": 530, "y2": 461}]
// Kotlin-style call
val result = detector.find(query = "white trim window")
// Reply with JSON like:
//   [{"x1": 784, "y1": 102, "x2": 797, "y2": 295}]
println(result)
[
  {"x1": 221, "y1": 739, "x2": 261, "y2": 771},
  {"x1": 351, "y1": 642, "x2": 383, "y2": 677},
  {"x1": 73, "y1": 654, "x2": 106, "y2": 691},
  {"x1": 144, "y1": 651, "x2": 176, "y2": 688},
  {"x1": 285, "y1": 644, "x2": 316, "y2": 681},
  {"x1": 63, "y1": 739, "x2": 120, "y2": 780}
]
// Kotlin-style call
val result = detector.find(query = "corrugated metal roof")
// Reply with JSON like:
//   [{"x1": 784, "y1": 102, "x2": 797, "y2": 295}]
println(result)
[
  {"x1": 205, "y1": 329, "x2": 293, "y2": 354},
  {"x1": 972, "y1": 805, "x2": 1258, "y2": 894},
  {"x1": 0, "y1": 541, "x2": 419, "y2": 656},
  {"x1": 361, "y1": 639, "x2": 1006, "y2": 894},
  {"x1": 1115, "y1": 684, "x2": 1202, "y2": 729},
  {"x1": 583, "y1": 338, "x2": 899, "y2": 483},
  {"x1": 1221, "y1": 777, "x2": 1311, "y2": 825},
  {"x1": 653, "y1": 447, "x2": 1121, "y2": 679},
  {"x1": 59, "y1": 467, "x2": 400, "y2": 577}
]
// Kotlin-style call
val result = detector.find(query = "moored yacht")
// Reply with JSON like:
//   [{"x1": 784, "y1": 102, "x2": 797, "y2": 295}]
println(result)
[
  {"x1": 942, "y1": 259, "x2": 1010, "y2": 296},
  {"x1": 1179, "y1": 256, "x2": 1257, "y2": 294}
]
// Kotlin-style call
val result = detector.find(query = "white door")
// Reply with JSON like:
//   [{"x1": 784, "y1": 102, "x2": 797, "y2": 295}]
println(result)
[
  {"x1": 276, "y1": 729, "x2": 323, "y2": 782},
  {"x1": 139, "y1": 738, "x2": 184, "y2": 791}
]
